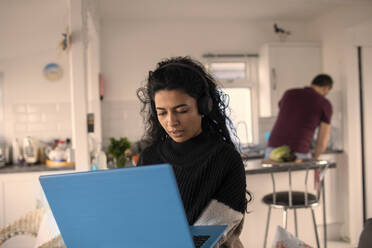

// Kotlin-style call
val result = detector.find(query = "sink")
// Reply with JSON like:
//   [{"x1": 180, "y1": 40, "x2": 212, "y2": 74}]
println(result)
[{"x1": 239, "y1": 145, "x2": 265, "y2": 160}]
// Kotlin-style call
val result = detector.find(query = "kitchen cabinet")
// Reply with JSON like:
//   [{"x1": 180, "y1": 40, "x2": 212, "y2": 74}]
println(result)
[
  {"x1": 259, "y1": 42, "x2": 322, "y2": 117},
  {"x1": 3, "y1": 178, "x2": 38, "y2": 225}
]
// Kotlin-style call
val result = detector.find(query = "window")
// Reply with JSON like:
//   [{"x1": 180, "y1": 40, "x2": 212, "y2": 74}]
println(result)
[
  {"x1": 209, "y1": 62, "x2": 246, "y2": 81},
  {"x1": 223, "y1": 88, "x2": 253, "y2": 145},
  {"x1": 205, "y1": 58, "x2": 259, "y2": 146}
]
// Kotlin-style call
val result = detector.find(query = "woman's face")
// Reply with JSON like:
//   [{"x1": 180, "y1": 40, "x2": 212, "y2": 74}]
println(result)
[{"x1": 154, "y1": 89, "x2": 203, "y2": 143}]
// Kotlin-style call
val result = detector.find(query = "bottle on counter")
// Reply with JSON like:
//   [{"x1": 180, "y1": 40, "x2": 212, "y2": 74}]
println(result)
[
  {"x1": 5, "y1": 143, "x2": 11, "y2": 165},
  {"x1": 65, "y1": 138, "x2": 74, "y2": 163},
  {"x1": 12, "y1": 138, "x2": 21, "y2": 165},
  {"x1": 23, "y1": 136, "x2": 39, "y2": 164},
  {"x1": 38, "y1": 146, "x2": 46, "y2": 164},
  {"x1": 90, "y1": 157, "x2": 98, "y2": 171},
  {"x1": 91, "y1": 142, "x2": 107, "y2": 170},
  {"x1": 97, "y1": 150, "x2": 107, "y2": 170},
  {"x1": 107, "y1": 154, "x2": 115, "y2": 169},
  {"x1": 0, "y1": 143, "x2": 5, "y2": 167}
]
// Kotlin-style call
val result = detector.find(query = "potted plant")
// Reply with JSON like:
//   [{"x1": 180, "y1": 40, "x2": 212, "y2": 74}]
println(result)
[{"x1": 108, "y1": 137, "x2": 131, "y2": 168}]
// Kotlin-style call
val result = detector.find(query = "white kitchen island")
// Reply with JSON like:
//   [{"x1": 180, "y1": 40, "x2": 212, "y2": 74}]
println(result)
[
  {"x1": 0, "y1": 166, "x2": 74, "y2": 248},
  {"x1": 240, "y1": 152, "x2": 347, "y2": 247}
]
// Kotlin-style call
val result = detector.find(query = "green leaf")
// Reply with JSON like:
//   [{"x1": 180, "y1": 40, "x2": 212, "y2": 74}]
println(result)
[{"x1": 108, "y1": 137, "x2": 131, "y2": 160}]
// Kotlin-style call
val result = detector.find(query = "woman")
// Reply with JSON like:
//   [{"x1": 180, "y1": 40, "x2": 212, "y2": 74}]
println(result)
[{"x1": 137, "y1": 56, "x2": 247, "y2": 247}]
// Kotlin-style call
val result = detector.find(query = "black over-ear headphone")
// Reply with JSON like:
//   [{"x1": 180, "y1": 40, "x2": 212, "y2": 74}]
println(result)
[{"x1": 157, "y1": 62, "x2": 213, "y2": 115}]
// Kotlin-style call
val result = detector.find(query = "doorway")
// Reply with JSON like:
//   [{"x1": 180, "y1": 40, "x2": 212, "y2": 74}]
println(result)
[
  {"x1": 360, "y1": 46, "x2": 372, "y2": 221},
  {"x1": 0, "y1": 72, "x2": 4, "y2": 139}
]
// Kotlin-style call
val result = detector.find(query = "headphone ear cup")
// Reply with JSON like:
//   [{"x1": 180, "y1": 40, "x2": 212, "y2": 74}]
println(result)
[
  {"x1": 198, "y1": 96, "x2": 213, "y2": 115},
  {"x1": 206, "y1": 97, "x2": 213, "y2": 113}
]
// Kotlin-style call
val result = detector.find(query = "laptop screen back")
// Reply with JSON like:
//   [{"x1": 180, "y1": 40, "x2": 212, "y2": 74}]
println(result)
[{"x1": 39, "y1": 164, "x2": 195, "y2": 248}]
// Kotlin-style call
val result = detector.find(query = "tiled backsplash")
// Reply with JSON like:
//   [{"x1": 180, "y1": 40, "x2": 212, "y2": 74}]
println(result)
[
  {"x1": 11, "y1": 102, "x2": 72, "y2": 142},
  {"x1": 101, "y1": 100, "x2": 144, "y2": 148},
  {"x1": 5, "y1": 100, "x2": 144, "y2": 148}
]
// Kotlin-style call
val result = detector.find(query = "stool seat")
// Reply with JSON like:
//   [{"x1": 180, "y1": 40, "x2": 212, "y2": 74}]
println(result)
[{"x1": 262, "y1": 191, "x2": 319, "y2": 208}]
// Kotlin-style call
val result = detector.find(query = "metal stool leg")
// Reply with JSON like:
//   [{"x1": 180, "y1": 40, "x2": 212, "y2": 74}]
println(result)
[
  {"x1": 322, "y1": 180, "x2": 327, "y2": 248},
  {"x1": 311, "y1": 208, "x2": 320, "y2": 248},
  {"x1": 263, "y1": 206, "x2": 271, "y2": 248},
  {"x1": 283, "y1": 208, "x2": 288, "y2": 229},
  {"x1": 294, "y1": 209, "x2": 298, "y2": 237}
]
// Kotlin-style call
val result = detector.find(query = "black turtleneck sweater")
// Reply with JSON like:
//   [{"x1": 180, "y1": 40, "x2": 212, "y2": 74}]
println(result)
[{"x1": 137, "y1": 132, "x2": 247, "y2": 225}]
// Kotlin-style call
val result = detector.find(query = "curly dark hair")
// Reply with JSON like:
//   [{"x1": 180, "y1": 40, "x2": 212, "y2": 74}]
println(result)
[{"x1": 137, "y1": 56, "x2": 238, "y2": 147}]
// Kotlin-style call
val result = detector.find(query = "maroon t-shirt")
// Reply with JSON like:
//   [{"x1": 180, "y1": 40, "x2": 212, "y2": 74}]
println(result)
[{"x1": 268, "y1": 87, "x2": 332, "y2": 153}]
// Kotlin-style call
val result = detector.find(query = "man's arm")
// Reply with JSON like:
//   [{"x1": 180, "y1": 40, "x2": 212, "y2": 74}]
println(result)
[{"x1": 313, "y1": 122, "x2": 331, "y2": 159}]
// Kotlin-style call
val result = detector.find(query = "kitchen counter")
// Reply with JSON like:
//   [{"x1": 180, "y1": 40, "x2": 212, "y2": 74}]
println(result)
[
  {"x1": 244, "y1": 159, "x2": 336, "y2": 174},
  {"x1": 0, "y1": 149, "x2": 342, "y2": 174},
  {"x1": 0, "y1": 164, "x2": 75, "y2": 174},
  {"x1": 241, "y1": 148, "x2": 343, "y2": 161}
]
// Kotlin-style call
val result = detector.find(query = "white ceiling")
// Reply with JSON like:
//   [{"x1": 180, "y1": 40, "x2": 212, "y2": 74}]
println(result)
[{"x1": 98, "y1": 0, "x2": 369, "y2": 21}]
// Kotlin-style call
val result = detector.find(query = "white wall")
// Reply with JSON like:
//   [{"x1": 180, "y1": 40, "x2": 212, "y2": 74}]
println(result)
[
  {"x1": 100, "y1": 19, "x2": 310, "y2": 144},
  {"x1": 360, "y1": 45, "x2": 372, "y2": 220},
  {"x1": 344, "y1": 19, "x2": 372, "y2": 246},
  {"x1": 305, "y1": 3, "x2": 372, "y2": 89},
  {"x1": 102, "y1": 19, "x2": 309, "y2": 101},
  {"x1": 306, "y1": 3, "x2": 372, "y2": 245},
  {"x1": 0, "y1": 0, "x2": 72, "y2": 143},
  {"x1": 0, "y1": 0, "x2": 67, "y2": 61}
]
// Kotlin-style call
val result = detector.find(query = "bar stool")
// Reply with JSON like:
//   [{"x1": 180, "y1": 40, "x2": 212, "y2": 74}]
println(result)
[{"x1": 262, "y1": 162, "x2": 329, "y2": 248}]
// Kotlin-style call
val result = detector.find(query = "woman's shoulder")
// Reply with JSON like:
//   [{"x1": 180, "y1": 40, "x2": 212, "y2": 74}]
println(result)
[
  {"x1": 212, "y1": 141, "x2": 243, "y2": 166},
  {"x1": 215, "y1": 141, "x2": 241, "y2": 156}
]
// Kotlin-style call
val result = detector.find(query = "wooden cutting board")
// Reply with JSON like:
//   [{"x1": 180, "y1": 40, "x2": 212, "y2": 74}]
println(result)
[
  {"x1": 261, "y1": 159, "x2": 303, "y2": 164},
  {"x1": 46, "y1": 159, "x2": 75, "y2": 168}
]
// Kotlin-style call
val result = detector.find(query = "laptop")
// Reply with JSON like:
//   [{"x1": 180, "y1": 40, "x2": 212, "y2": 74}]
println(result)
[{"x1": 39, "y1": 163, "x2": 227, "y2": 248}]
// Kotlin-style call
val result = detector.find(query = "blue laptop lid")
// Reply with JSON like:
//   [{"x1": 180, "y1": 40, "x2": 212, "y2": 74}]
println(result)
[{"x1": 39, "y1": 164, "x2": 196, "y2": 248}]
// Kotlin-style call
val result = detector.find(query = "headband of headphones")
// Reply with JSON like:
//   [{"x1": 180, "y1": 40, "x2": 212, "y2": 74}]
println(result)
[{"x1": 156, "y1": 62, "x2": 213, "y2": 115}]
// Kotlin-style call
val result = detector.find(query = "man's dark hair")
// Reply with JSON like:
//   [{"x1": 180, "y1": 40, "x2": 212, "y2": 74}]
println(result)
[{"x1": 311, "y1": 74, "x2": 333, "y2": 88}]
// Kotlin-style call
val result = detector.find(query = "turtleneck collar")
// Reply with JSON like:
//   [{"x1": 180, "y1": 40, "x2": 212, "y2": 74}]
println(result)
[
  {"x1": 168, "y1": 131, "x2": 208, "y2": 154},
  {"x1": 158, "y1": 131, "x2": 220, "y2": 167}
]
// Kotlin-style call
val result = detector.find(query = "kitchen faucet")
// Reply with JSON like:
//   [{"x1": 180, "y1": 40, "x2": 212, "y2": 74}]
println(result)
[{"x1": 236, "y1": 120, "x2": 249, "y2": 149}]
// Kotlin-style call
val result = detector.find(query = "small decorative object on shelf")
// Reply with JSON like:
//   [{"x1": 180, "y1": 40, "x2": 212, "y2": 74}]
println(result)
[
  {"x1": 108, "y1": 137, "x2": 131, "y2": 168},
  {"x1": 58, "y1": 26, "x2": 71, "y2": 54},
  {"x1": 273, "y1": 23, "x2": 291, "y2": 42}
]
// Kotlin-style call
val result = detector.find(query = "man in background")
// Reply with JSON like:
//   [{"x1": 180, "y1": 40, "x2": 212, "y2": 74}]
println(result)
[{"x1": 265, "y1": 74, "x2": 333, "y2": 160}]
